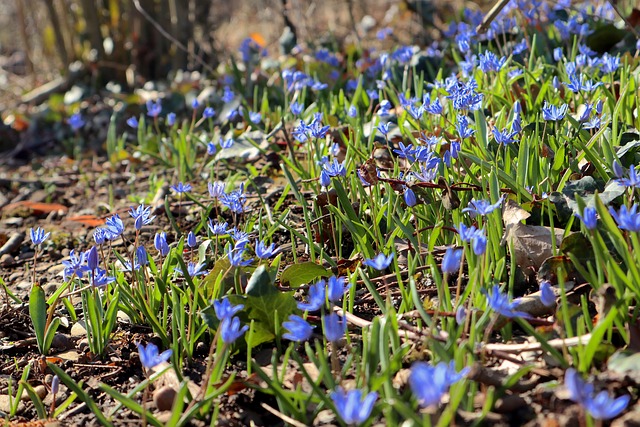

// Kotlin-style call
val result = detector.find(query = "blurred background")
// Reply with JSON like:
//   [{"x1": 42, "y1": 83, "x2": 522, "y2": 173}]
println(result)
[{"x1": 0, "y1": 0, "x2": 470, "y2": 104}]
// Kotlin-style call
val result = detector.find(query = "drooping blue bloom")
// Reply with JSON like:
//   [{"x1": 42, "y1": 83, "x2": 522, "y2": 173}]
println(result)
[
  {"x1": 191, "y1": 98, "x2": 200, "y2": 110},
  {"x1": 222, "y1": 86, "x2": 235, "y2": 103},
  {"x1": 347, "y1": 105, "x2": 357, "y2": 118},
  {"x1": 137, "y1": 342, "x2": 172, "y2": 369},
  {"x1": 203, "y1": 107, "x2": 215, "y2": 119},
  {"x1": 282, "y1": 315, "x2": 313, "y2": 342},
  {"x1": 62, "y1": 250, "x2": 91, "y2": 281},
  {"x1": 136, "y1": 246, "x2": 149, "y2": 266},
  {"x1": 68, "y1": 113, "x2": 85, "y2": 131},
  {"x1": 226, "y1": 247, "x2": 253, "y2": 267},
  {"x1": 187, "y1": 231, "x2": 197, "y2": 248},
  {"x1": 290, "y1": 101, "x2": 303, "y2": 116},
  {"x1": 174, "y1": 262, "x2": 207, "y2": 277},
  {"x1": 472, "y1": 233, "x2": 487, "y2": 256},
  {"x1": 248, "y1": 111, "x2": 261, "y2": 124},
  {"x1": 330, "y1": 387, "x2": 377, "y2": 426},
  {"x1": 616, "y1": 165, "x2": 640, "y2": 189},
  {"x1": 553, "y1": 47, "x2": 564, "y2": 62},
  {"x1": 207, "y1": 141, "x2": 217, "y2": 156},
  {"x1": 376, "y1": 27, "x2": 393, "y2": 40},
  {"x1": 608, "y1": 204, "x2": 640, "y2": 232},
  {"x1": 492, "y1": 128, "x2": 517, "y2": 146},
  {"x1": 483, "y1": 284, "x2": 530, "y2": 318},
  {"x1": 404, "y1": 187, "x2": 417, "y2": 207},
  {"x1": 128, "y1": 204, "x2": 156, "y2": 230},
  {"x1": 171, "y1": 182, "x2": 192, "y2": 194},
  {"x1": 86, "y1": 246, "x2": 99, "y2": 271},
  {"x1": 441, "y1": 248, "x2": 462, "y2": 274},
  {"x1": 542, "y1": 102, "x2": 568, "y2": 121},
  {"x1": 612, "y1": 160, "x2": 625, "y2": 179},
  {"x1": 575, "y1": 207, "x2": 598, "y2": 230},
  {"x1": 540, "y1": 281, "x2": 556, "y2": 307},
  {"x1": 220, "y1": 184, "x2": 247, "y2": 214},
  {"x1": 30, "y1": 227, "x2": 50, "y2": 246},
  {"x1": 600, "y1": 53, "x2": 620, "y2": 74},
  {"x1": 51, "y1": 375, "x2": 59, "y2": 395},
  {"x1": 104, "y1": 214, "x2": 125, "y2": 240},
  {"x1": 93, "y1": 228, "x2": 108, "y2": 245},
  {"x1": 127, "y1": 116, "x2": 139, "y2": 129},
  {"x1": 319, "y1": 170, "x2": 331, "y2": 187},
  {"x1": 363, "y1": 253, "x2": 394, "y2": 271},
  {"x1": 298, "y1": 280, "x2": 326, "y2": 311},
  {"x1": 214, "y1": 298, "x2": 244, "y2": 321},
  {"x1": 327, "y1": 276, "x2": 350, "y2": 303},
  {"x1": 154, "y1": 232, "x2": 170, "y2": 256},
  {"x1": 410, "y1": 361, "x2": 470, "y2": 408},
  {"x1": 91, "y1": 268, "x2": 115, "y2": 288},
  {"x1": 255, "y1": 240, "x2": 277, "y2": 259},
  {"x1": 146, "y1": 100, "x2": 162, "y2": 118},
  {"x1": 455, "y1": 306, "x2": 466, "y2": 325},
  {"x1": 208, "y1": 220, "x2": 228, "y2": 236},
  {"x1": 220, "y1": 316, "x2": 249, "y2": 344},
  {"x1": 120, "y1": 260, "x2": 141, "y2": 272},
  {"x1": 166, "y1": 112, "x2": 176, "y2": 126},
  {"x1": 565, "y1": 368, "x2": 630, "y2": 420},
  {"x1": 456, "y1": 114, "x2": 475, "y2": 139},
  {"x1": 324, "y1": 313, "x2": 346, "y2": 342},
  {"x1": 462, "y1": 196, "x2": 504, "y2": 217},
  {"x1": 413, "y1": 165, "x2": 438, "y2": 183},
  {"x1": 208, "y1": 181, "x2": 225, "y2": 198},
  {"x1": 323, "y1": 159, "x2": 346, "y2": 178}
]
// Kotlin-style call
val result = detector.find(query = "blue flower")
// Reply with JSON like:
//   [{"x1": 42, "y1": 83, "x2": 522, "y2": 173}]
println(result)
[
  {"x1": 472, "y1": 233, "x2": 487, "y2": 256},
  {"x1": 410, "y1": 361, "x2": 469, "y2": 408},
  {"x1": 393, "y1": 142, "x2": 415, "y2": 162},
  {"x1": 492, "y1": 128, "x2": 517, "y2": 146},
  {"x1": 323, "y1": 313, "x2": 346, "y2": 342},
  {"x1": 137, "y1": 342, "x2": 172, "y2": 369},
  {"x1": 127, "y1": 117, "x2": 139, "y2": 129},
  {"x1": 404, "y1": 187, "x2": 417, "y2": 207},
  {"x1": 282, "y1": 315, "x2": 313, "y2": 342},
  {"x1": 202, "y1": 107, "x2": 215, "y2": 119},
  {"x1": 214, "y1": 298, "x2": 244, "y2": 321},
  {"x1": 146, "y1": 100, "x2": 162, "y2": 118},
  {"x1": 92, "y1": 268, "x2": 115, "y2": 288},
  {"x1": 208, "y1": 220, "x2": 228, "y2": 235},
  {"x1": 93, "y1": 228, "x2": 108, "y2": 245},
  {"x1": 323, "y1": 159, "x2": 346, "y2": 178},
  {"x1": 171, "y1": 182, "x2": 192, "y2": 194},
  {"x1": 565, "y1": 368, "x2": 630, "y2": 420},
  {"x1": 255, "y1": 241, "x2": 277, "y2": 259},
  {"x1": 575, "y1": 207, "x2": 598, "y2": 230},
  {"x1": 86, "y1": 246, "x2": 99, "y2": 271},
  {"x1": 226, "y1": 247, "x2": 253, "y2": 267},
  {"x1": 186, "y1": 231, "x2": 197, "y2": 248},
  {"x1": 616, "y1": 165, "x2": 640, "y2": 189},
  {"x1": 220, "y1": 185, "x2": 247, "y2": 213},
  {"x1": 455, "y1": 306, "x2": 466, "y2": 325},
  {"x1": 542, "y1": 101, "x2": 568, "y2": 121},
  {"x1": 208, "y1": 181, "x2": 225, "y2": 198},
  {"x1": 330, "y1": 387, "x2": 377, "y2": 426},
  {"x1": 248, "y1": 111, "x2": 261, "y2": 124},
  {"x1": 540, "y1": 281, "x2": 556, "y2": 307},
  {"x1": 347, "y1": 105, "x2": 357, "y2": 118},
  {"x1": 222, "y1": 86, "x2": 235, "y2": 103},
  {"x1": 220, "y1": 316, "x2": 248, "y2": 344},
  {"x1": 462, "y1": 196, "x2": 504, "y2": 217},
  {"x1": 455, "y1": 223, "x2": 479, "y2": 243},
  {"x1": 363, "y1": 253, "x2": 394, "y2": 270},
  {"x1": 298, "y1": 280, "x2": 326, "y2": 311},
  {"x1": 104, "y1": 214, "x2": 125, "y2": 240},
  {"x1": 191, "y1": 98, "x2": 200, "y2": 109},
  {"x1": 608, "y1": 204, "x2": 640, "y2": 232},
  {"x1": 167, "y1": 112, "x2": 176, "y2": 126},
  {"x1": 154, "y1": 232, "x2": 170, "y2": 256},
  {"x1": 441, "y1": 248, "x2": 462, "y2": 274},
  {"x1": 327, "y1": 276, "x2": 350, "y2": 303},
  {"x1": 68, "y1": 113, "x2": 85, "y2": 131},
  {"x1": 30, "y1": 227, "x2": 50, "y2": 246},
  {"x1": 62, "y1": 250, "x2": 91, "y2": 281},
  {"x1": 174, "y1": 262, "x2": 207, "y2": 277},
  {"x1": 456, "y1": 114, "x2": 475, "y2": 139},
  {"x1": 128, "y1": 204, "x2": 156, "y2": 230},
  {"x1": 483, "y1": 284, "x2": 530, "y2": 318},
  {"x1": 290, "y1": 101, "x2": 303, "y2": 116}
]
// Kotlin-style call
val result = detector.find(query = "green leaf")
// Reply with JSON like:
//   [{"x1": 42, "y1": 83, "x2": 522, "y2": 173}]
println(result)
[
  {"x1": 29, "y1": 284, "x2": 47, "y2": 354},
  {"x1": 20, "y1": 381, "x2": 46, "y2": 420},
  {"x1": 280, "y1": 262, "x2": 330, "y2": 288}
]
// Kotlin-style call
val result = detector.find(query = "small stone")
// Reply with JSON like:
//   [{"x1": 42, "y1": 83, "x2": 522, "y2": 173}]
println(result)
[
  {"x1": 77, "y1": 338, "x2": 89, "y2": 352},
  {"x1": 18, "y1": 251, "x2": 35, "y2": 260},
  {"x1": 0, "y1": 394, "x2": 24, "y2": 414},
  {"x1": 21, "y1": 385, "x2": 46, "y2": 401},
  {"x1": 17, "y1": 281, "x2": 31, "y2": 290},
  {"x1": 116, "y1": 310, "x2": 131, "y2": 323},
  {"x1": 0, "y1": 254, "x2": 15, "y2": 267},
  {"x1": 43, "y1": 283, "x2": 58, "y2": 295},
  {"x1": 51, "y1": 333, "x2": 72, "y2": 350},
  {"x1": 71, "y1": 320, "x2": 87, "y2": 337},
  {"x1": 153, "y1": 385, "x2": 177, "y2": 411},
  {"x1": 9, "y1": 272, "x2": 21, "y2": 281}
]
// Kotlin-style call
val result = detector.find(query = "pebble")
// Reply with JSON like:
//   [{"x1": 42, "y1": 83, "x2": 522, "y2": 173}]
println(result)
[
  {"x1": 8, "y1": 272, "x2": 21, "y2": 281},
  {"x1": 21, "y1": 385, "x2": 46, "y2": 401},
  {"x1": 153, "y1": 385, "x2": 177, "y2": 411},
  {"x1": 17, "y1": 281, "x2": 31, "y2": 290},
  {"x1": 70, "y1": 320, "x2": 87, "y2": 337},
  {"x1": 0, "y1": 254, "x2": 15, "y2": 267},
  {"x1": 18, "y1": 251, "x2": 35, "y2": 260}
]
